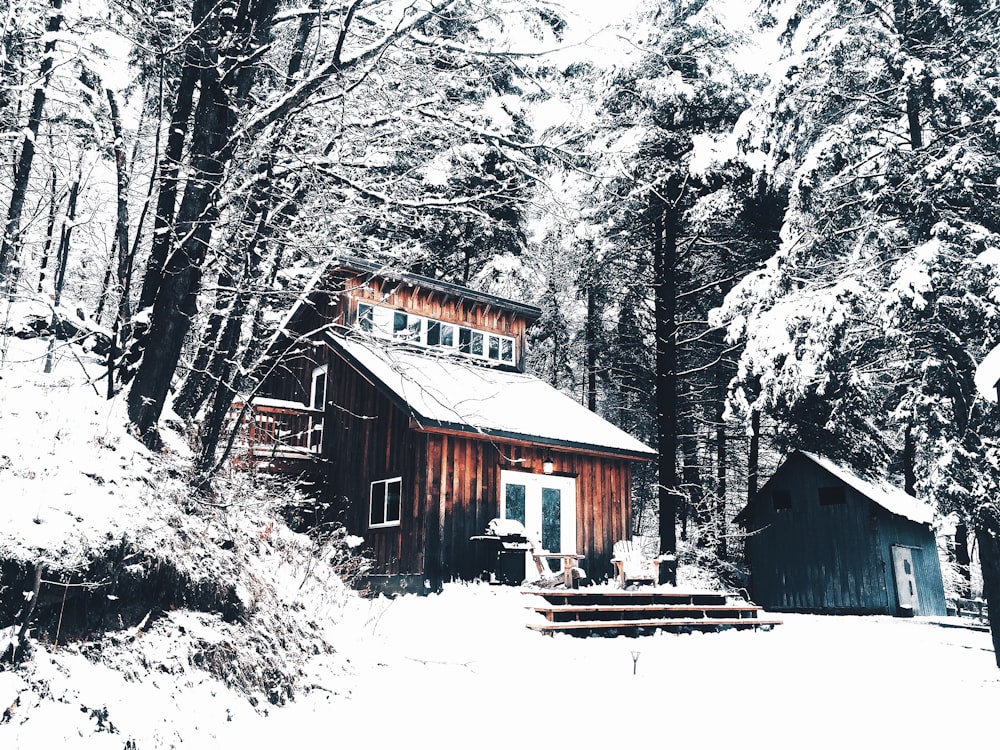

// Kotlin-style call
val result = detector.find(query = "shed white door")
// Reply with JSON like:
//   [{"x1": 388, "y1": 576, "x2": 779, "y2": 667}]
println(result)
[
  {"x1": 891, "y1": 545, "x2": 920, "y2": 614},
  {"x1": 499, "y1": 470, "x2": 576, "y2": 554}
]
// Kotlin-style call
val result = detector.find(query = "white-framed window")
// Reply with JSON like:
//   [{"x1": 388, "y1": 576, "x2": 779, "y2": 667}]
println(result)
[
  {"x1": 356, "y1": 301, "x2": 515, "y2": 364},
  {"x1": 310, "y1": 365, "x2": 328, "y2": 411},
  {"x1": 369, "y1": 477, "x2": 402, "y2": 528}
]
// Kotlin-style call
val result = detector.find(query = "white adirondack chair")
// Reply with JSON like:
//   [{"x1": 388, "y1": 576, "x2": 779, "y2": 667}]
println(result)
[{"x1": 611, "y1": 537, "x2": 663, "y2": 588}]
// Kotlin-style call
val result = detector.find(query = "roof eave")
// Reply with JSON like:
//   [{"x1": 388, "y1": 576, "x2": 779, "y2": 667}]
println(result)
[
  {"x1": 326, "y1": 255, "x2": 542, "y2": 322},
  {"x1": 409, "y1": 419, "x2": 657, "y2": 462}
]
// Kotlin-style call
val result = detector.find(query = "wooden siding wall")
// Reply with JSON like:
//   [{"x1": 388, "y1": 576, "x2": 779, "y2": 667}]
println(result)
[
  {"x1": 745, "y1": 455, "x2": 944, "y2": 614},
  {"x1": 874, "y1": 509, "x2": 947, "y2": 616},
  {"x1": 256, "y1": 345, "x2": 321, "y2": 403},
  {"x1": 322, "y1": 350, "x2": 420, "y2": 576},
  {"x1": 321, "y1": 352, "x2": 632, "y2": 583}
]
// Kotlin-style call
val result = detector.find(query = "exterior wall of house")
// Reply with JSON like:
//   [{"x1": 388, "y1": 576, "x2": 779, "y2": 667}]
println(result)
[
  {"x1": 316, "y1": 350, "x2": 633, "y2": 585},
  {"x1": 249, "y1": 261, "x2": 635, "y2": 588},
  {"x1": 333, "y1": 269, "x2": 533, "y2": 372},
  {"x1": 744, "y1": 453, "x2": 945, "y2": 614}
]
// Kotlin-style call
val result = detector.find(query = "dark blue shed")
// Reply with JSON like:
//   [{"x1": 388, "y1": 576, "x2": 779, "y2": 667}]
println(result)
[{"x1": 736, "y1": 451, "x2": 946, "y2": 616}]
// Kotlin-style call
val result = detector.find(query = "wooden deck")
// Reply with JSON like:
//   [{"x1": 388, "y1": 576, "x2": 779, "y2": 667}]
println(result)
[{"x1": 524, "y1": 589, "x2": 782, "y2": 636}]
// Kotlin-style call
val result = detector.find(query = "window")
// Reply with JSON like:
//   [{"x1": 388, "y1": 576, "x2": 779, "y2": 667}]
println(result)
[
  {"x1": 354, "y1": 302, "x2": 515, "y2": 363},
  {"x1": 358, "y1": 303, "x2": 374, "y2": 332},
  {"x1": 369, "y1": 477, "x2": 402, "y2": 528},
  {"x1": 504, "y1": 483, "x2": 526, "y2": 526},
  {"x1": 310, "y1": 365, "x2": 327, "y2": 411},
  {"x1": 501, "y1": 338, "x2": 513, "y2": 363},
  {"x1": 818, "y1": 486, "x2": 846, "y2": 506},
  {"x1": 772, "y1": 489, "x2": 792, "y2": 511},
  {"x1": 392, "y1": 311, "x2": 421, "y2": 341},
  {"x1": 440, "y1": 323, "x2": 455, "y2": 347}
]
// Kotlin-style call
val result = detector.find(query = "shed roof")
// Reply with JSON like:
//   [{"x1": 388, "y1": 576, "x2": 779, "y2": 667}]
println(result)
[
  {"x1": 326, "y1": 333, "x2": 656, "y2": 460},
  {"x1": 736, "y1": 450, "x2": 935, "y2": 526}
]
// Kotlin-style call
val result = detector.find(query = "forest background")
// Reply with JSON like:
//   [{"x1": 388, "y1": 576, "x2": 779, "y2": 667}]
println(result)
[{"x1": 3, "y1": 0, "x2": 1000, "y2": 660}]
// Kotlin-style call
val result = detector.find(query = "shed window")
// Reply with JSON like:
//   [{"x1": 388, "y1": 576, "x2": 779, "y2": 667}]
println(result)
[
  {"x1": 772, "y1": 489, "x2": 792, "y2": 511},
  {"x1": 370, "y1": 477, "x2": 402, "y2": 528},
  {"x1": 818, "y1": 486, "x2": 846, "y2": 506}
]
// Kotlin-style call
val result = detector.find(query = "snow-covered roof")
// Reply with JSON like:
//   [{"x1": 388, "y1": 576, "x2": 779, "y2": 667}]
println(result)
[
  {"x1": 326, "y1": 333, "x2": 656, "y2": 459},
  {"x1": 796, "y1": 451, "x2": 934, "y2": 525}
]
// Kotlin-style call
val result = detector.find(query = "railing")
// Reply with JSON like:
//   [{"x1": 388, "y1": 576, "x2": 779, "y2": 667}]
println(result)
[{"x1": 232, "y1": 398, "x2": 324, "y2": 460}]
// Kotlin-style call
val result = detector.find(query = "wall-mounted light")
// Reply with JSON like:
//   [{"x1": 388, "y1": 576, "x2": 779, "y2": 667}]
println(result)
[{"x1": 542, "y1": 448, "x2": 554, "y2": 475}]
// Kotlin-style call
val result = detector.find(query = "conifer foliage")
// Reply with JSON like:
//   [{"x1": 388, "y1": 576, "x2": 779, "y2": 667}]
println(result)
[{"x1": 715, "y1": 0, "x2": 1000, "y2": 661}]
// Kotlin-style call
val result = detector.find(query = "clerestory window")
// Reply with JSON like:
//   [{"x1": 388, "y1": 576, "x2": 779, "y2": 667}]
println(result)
[{"x1": 357, "y1": 302, "x2": 515, "y2": 365}]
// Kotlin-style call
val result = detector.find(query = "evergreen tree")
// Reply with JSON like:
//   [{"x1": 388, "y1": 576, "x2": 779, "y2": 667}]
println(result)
[{"x1": 715, "y1": 0, "x2": 1000, "y2": 663}]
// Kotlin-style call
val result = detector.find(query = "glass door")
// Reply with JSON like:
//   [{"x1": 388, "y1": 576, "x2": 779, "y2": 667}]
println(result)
[{"x1": 499, "y1": 470, "x2": 577, "y2": 554}]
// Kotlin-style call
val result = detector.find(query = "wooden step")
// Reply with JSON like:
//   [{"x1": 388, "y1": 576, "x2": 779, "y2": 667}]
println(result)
[
  {"x1": 533, "y1": 603, "x2": 764, "y2": 622},
  {"x1": 524, "y1": 589, "x2": 731, "y2": 607},
  {"x1": 527, "y1": 617, "x2": 784, "y2": 635}
]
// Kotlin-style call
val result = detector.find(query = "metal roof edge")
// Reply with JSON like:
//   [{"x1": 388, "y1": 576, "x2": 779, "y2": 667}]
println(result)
[
  {"x1": 325, "y1": 255, "x2": 542, "y2": 321},
  {"x1": 411, "y1": 420, "x2": 657, "y2": 461}
]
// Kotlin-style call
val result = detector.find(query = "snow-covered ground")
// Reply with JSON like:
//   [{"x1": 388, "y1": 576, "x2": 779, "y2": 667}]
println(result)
[
  {"x1": 3, "y1": 583, "x2": 998, "y2": 749},
  {"x1": 2, "y1": 311, "x2": 998, "y2": 749}
]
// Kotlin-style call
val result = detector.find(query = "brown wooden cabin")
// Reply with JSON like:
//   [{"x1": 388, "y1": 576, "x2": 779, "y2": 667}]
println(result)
[
  {"x1": 736, "y1": 451, "x2": 946, "y2": 616},
  {"x1": 239, "y1": 257, "x2": 656, "y2": 591}
]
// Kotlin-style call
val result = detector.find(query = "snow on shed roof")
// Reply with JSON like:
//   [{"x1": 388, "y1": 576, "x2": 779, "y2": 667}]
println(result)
[
  {"x1": 797, "y1": 451, "x2": 935, "y2": 525},
  {"x1": 326, "y1": 333, "x2": 656, "y2": 459}
]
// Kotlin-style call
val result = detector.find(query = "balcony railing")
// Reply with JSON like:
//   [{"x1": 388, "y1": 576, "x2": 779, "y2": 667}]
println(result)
[{"x1": 232, "y1": 397, "x2": 324, "y2": 460}]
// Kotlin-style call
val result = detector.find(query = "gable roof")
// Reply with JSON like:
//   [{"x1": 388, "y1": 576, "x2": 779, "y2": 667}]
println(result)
[
  {"x1": 736, "y1": 450, "x2": 935, "y2": 526},
  {"x1": 326, "y1": 332, "x2": 656, "y2": 460}
]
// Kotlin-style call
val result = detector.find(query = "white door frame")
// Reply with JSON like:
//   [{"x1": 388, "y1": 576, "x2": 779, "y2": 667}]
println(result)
[
  {"x1": 499, "y1": 469, "x2": 577, "y2": 554},
  {"x1": 891, "y1": 545, "x2": 920, "y2": 614}
]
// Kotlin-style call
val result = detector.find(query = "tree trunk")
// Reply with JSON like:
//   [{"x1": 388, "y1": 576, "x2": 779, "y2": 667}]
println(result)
[
  {"x1": 585, "y1": 278, "x2": 598, "y2": 412},
  {"x1": 716, "y1": 422, "x2": 727, "y2": 559},
  {"x1": 748, "y1": 406, "x2": 760, "y2": 503},
  {"x1": 680, "y1": 427, "x2": 700, "y2": 544},
  {"x1": 127, "y1": 80, "x2": 232, "y2": 440},
  {"x1": 37, "y1": 165, "x2": 58, "y2": 293},
  {"x1": 653, "y1": 187, "x2": 679, "y2": 569},
  {"x1": 892, "y1": 0, "x2": 923, "y2": 150},
  {"x1": 974, "y1": 514, "x2": 1000, "y2": 668},
  {"x1": 53, "y1": 174, "x2": 79, "y2": 305},
  {"x1": 0, "y1": 0, "x2": 63, "y2": 278},
  {"x1": 137, "y1": 0, "x2": 211, "y2": 313},
  {"x1": 746, "y1": 406, "x2": 760, "y2": 599},
  {"x1": 955, "y1": 521, "x2": 972, "y2": 599},
  {"x1": 171, "y1": 271, "x2": 233, "y2": 420},
  {"x1": 903, "y1": 422, "x2": 917, "y2": 495},
  {"x1": 127, "y1": 0, "x2": 281, "y2": 440},
  {"x1": 45, "y1": 172, "x2": 79, "y2": 374},
  {"x1": 106, "y1": 88, "x2": 133, "y2": 397}
]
